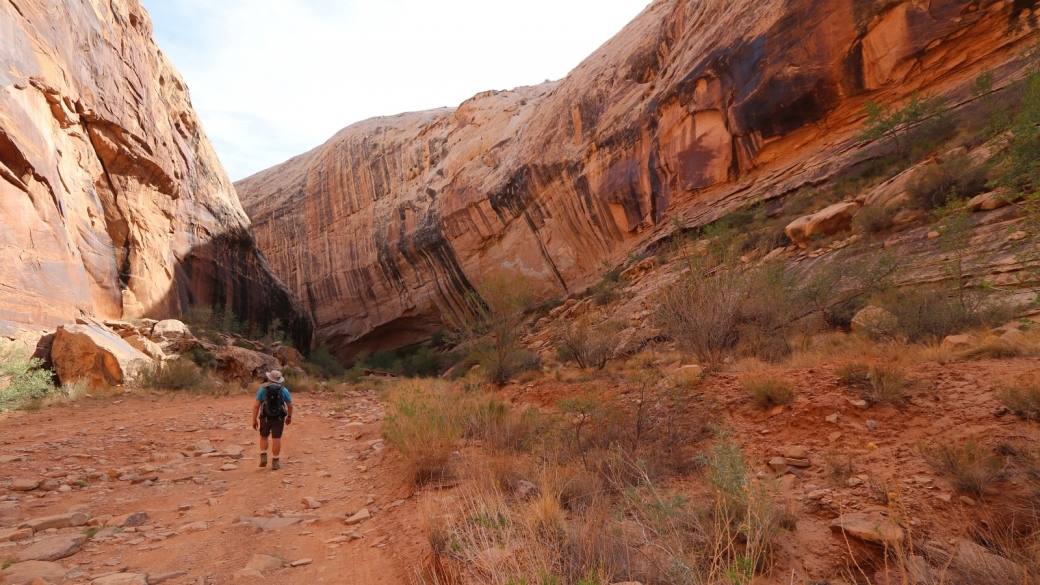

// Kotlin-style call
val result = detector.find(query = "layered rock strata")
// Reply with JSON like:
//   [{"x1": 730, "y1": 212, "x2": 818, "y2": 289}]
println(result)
[
  {"x1": 0, "y1": 0, "x2": 311, "y2": 348},
  {"x1": 239, "y1": 0, "x2": 1039, "y2": 358}
]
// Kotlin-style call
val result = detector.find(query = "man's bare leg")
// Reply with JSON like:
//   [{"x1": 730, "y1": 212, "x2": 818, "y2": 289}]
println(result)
[{"x1": 272, "y1": 438, "x2": 281, "y2": 457}]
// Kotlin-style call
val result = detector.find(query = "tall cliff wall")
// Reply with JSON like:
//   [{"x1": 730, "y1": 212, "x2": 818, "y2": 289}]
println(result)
[
  {"x1": 0, "y1": 0, "x2": 312, "y2": 348},
  {"x1": 238, "y1": 0, "x2": 1039, "y2": 359}
]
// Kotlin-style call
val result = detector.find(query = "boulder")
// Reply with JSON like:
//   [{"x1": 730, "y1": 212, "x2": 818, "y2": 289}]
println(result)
[
  {"x1": 850, "y1": 305, "x2": 900, "y2": 339},
  {"x1": 0, "y1": 561, "x2": 67, "y2": 585},
  {"x1": 51, "y1": 319, "x2": 150, "y2": 387},
  {"x1": 785, "y1": 202, "x2": 862, "y2": 248},
  {"x1": 862, "y1": 162, "x2": 929, "y2": 209},
  {"x1": 12, "y1": 534, "x2": 87, "y2": 562},
  {"x1": 149, "y1": 320, "x2": 191, "y2": 342},
  {"x1": 232, "y1": 569, "x2": 264, "y2": 580},
  {"x1": 829, "y1": 513, "x2": 904, "y2": 546},
  {"x1": 215, "y1": 346, "x2": 280, "y2": 383},
  {"x1": 619, "y1": 258, "x2": 657, "y2": 282},
  {"x1": 940, "y1": 334, "x2": 977, "y2": 352},
  {"x1": 245, "y1": 554, "x2": 283, "y2": 572},
  {"x1": 670, "y1": 365, "x2": 703, "y2": 384},
  {"x1": 948, "y1": 539, "x2": 1022, "y2": 583},
  {"x1": 122, "y1": 334, "x2": 166, "y2": 361},
  {"x1": 968, "y1": 189, "x2": 1016, "y2": 212},
  {"x1": 145, "y1": 573, "x2": 187, "y2": 585},
  {"x1": 0, "y1": 528, "x2": 33, "y2": 542},
  {"x1": 271, "y1": 345, "x2": 304, "y2": 367}
]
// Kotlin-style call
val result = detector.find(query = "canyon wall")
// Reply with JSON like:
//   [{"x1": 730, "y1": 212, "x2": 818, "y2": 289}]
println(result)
[
  {"x1": 238, "y1": 0, "x2": 1039, "y2": 359},
  {"x1": 0, "y1": 0, "x2": 312, "y2": 348}
]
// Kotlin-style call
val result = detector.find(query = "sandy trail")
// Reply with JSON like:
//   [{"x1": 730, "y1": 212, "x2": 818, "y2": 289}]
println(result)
[{"x1": 0, "y1": 389, "x2": 427, "y2": 584}]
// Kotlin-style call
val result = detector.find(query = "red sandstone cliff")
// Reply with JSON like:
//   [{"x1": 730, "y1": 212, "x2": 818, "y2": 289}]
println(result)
[
  {"x1": 0, "y1": 0, "x2": 311, "y2": 348},
  {"x1": 237, "y1": 0, "x2": 1038, "y2": 358}
]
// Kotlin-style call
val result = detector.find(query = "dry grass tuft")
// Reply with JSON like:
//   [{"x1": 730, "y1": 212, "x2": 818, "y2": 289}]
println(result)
[
  {"x1": 741, "y1": 375, "x2": 795, "y2": 408},
  {"x1": 997, "y1": 381, "x2": 1040, "y2": 421},
  {"x1": 920, "y1": 440, "x2": 1004, "y2": 497},
  {"x1": 836, "y1": 361, "x2": 906, "y2": 404}
]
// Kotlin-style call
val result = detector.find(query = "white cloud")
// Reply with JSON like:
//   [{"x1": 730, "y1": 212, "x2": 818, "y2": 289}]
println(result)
[{"x1": 142, "y1": 0, "x2": 650, "y2": 180}]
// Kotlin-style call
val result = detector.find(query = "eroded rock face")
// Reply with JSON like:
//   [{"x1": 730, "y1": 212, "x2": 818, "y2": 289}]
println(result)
[
  {"x1": 0, "y1": 0, "x2": 311, "y2": 348},
  {"x1": 238, "y1": 0, "x2": 1039, "y2": 358}
]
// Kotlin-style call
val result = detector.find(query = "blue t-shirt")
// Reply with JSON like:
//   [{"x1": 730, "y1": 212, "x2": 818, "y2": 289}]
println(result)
[{"x1": 256, "y1": 385, "x2": 292, "y2": 404}]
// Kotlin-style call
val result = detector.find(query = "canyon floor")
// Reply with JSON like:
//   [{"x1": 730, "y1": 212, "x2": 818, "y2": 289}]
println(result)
[
  {"x1": 0, "y1": 388, "x2": 429, "y2": 584},
  {"x1": 3, "y1": 349, "x2": 1040, "y2": 584}
]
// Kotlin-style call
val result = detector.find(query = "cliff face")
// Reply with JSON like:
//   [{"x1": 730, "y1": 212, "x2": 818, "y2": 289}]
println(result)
[
  {"x1": 0, "y1": 0, "x2": 311, "y2": 348},
  {"x1": 238, "y1": 0, "x2": 1038, "y2": 359}
]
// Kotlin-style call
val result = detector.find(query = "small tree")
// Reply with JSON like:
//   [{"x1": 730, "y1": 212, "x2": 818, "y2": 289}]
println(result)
[
  {"x1": 556, "y1": 317, "x2": 623, "y2": 370},
  {"x1": 444, "y1": 274, "x2": 538, "y2": 385},
  {"x1": 0, "y1": 342, "x2": 54, "y2": 408},
  {"x1": 857, "y1": 92, "x2": 947, "y2": 157}
]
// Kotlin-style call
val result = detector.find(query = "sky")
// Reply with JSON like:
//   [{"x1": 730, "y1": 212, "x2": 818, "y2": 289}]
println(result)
[{"x1": 142, "y1": 0, "x2": 651, "y2": 181}]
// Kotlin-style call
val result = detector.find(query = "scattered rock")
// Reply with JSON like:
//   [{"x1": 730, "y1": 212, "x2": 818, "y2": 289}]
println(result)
[
  {"x1": 783, "y1": 446, "x2": 807, "y2": 459},
  {"x1": 825, "y1": 413, "x2": 839, "y2": 423},
  {"x1": 0, "y1": 527, "x2": 33, "y2": 541},
  {"x1": 958, "y1": 495, "x2": 976, "y2": 506},
  {"x1": 670, "y1": 364, "x2": 703, "y2": 384},
  {"x1": 92, "y1": 574, "x2": 148, "y2": 585},
  {"x1": 301, "y1": 497, "x2": 321, "y2": 509},
  {"x1": 39, "y1": 479, "x2": 60, "y2": 491},
  {"x1": 948, "y1": 539, "x2": 1022, "y2": 583},
  {"x1": 220, "y1": 464, "x2": 238, "y2": 472},
  {"x1": 146, "y1": 572, "x2": 187, "y2": 585},
  {"x1": 223, "y1": 445, "x2": 245, "y2": 459},
  {"x1": 12, "y1": 534, "x2": 88, "y2": 562},
  {"x1": 619, "y1": 258, "x2": 657, "y2": 281},
  {"x1": 106, "y1": 512, "x2": 148, "y2": 528},
  {"x1": 829, "y1": 513, "x2": 904, "y2": 546},
  {"x1": 768, "y1": 457, "x2": 788, "y2": 472},
  {"x1": 0, "y1": 560, "x2": 67, "y2": 585},
  {"x1": 866, "y1": 420, "x2": 877, "y2": 431},
  {"x1": 232, "y1": 569, "x2": 265, "y2": 580},
  {"x1": 289, "y1": 559, "x2": 312, "y2": 568},
  {"x1": 968, "y1": 189, "x2": 1015, "y2": 212},
  {"x1": 10, "y1": 479, "x2": 41, "y2": 492},
  {"x1": 245, "y1": 554, "x2": 283, "y2": 572},
  {"x1": 849, "y1": 399, "x2": 869, "y2": 409},
  {"x1": 19, "y1": 512, "x2": 89, "y2": 530},
  {"x1": 237, "y1": 517, "x2": 301, "y2": 532},
  {"x1": 344, "y1": 508, "x2": 371, "y2": 526}
]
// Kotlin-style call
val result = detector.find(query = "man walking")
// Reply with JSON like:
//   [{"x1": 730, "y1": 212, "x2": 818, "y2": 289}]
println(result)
[{"x1": 252, "y1": 370, "x2": 293, "y2": 470}]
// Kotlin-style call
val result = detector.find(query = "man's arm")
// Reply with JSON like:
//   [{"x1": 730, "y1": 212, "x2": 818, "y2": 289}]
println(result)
[
  {"x1": 251, "y1": 400, "x2": 261, "y2": 430},
  {"x1": 285, "y1": 402, "x2": 294, "y2": 425}
]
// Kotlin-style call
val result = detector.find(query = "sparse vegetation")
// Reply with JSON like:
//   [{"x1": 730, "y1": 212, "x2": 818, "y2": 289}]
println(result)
[
  {"x1": 907, "y1": 153, "x2": 989, "y2": 211},
  {"x1": 997, "y1": 380, "x2": 1040, "y2": 421},
  {"x1": 857, "y1": 92, "x2": 949, "y2": 157},
  {"x1": 0, "y1": 342, "x2": 55, "y2": 409},
  {"x1": 381, "y1": 382, "x2": 461, "y2": 485},
  {"x1": 445, "y1": 274, "x2": 541, "y2": 384},
  {"x1": 824, "y1": 451, "x2": 856, "y2": 486},
  {"x1": 920, "y1": 440, "x2": 1004, "y2": 496},
  {"x1": 556, "y1": 317, "x2": 623, "y2": 370},
  {"x1": 307, "y1": 344, "x2": 345, "y2": 377},
  {"x1": 137, "y1": 358, "x2": 208, "y2": 391},
  {"x1": 837, "y1": 361, "x2": 906, "y2": 404},
  {"x1": 741, "y1": 375, "x2": 795, "y2": 408}
]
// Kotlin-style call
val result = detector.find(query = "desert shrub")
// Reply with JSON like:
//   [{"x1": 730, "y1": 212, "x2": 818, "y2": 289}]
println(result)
[
  {"x1": 836, "y1": 361, "x2": 871, "y2": 387},
  {"x1": 382, "y1": 383, "x2": 461, "y2": 485},
  {"x1": 907, "y1": 153, "x2": 989, "y2": 211},
  {"x1": 0, "y1": 343, "x2": 54, "y2": 408},
  {"x1": 1000, "y1": 69, "x2": 1040, "y2": 193},
  {"x1": 137, "y1": 359, "x2": 208, "y2": 391},
  {"x1": 307, "y1": 344, "x2": 345, "y2": 377},
  {"x1": 858, "y1": 92, "x2": 950, "y2": 157},
  {"x1": 920, "y1": 440, "x2": 1004, "y2": 496},
  {"x1": 741, "y1": 375, "x2": 795, "y2": 408},
  {"x1": 824, "y1": 451, "x2": 856, "y2": 486},
  {"x1": 959, "y1": 336, "x2": 1030, "y2": 360},
  {"x1": 445, "y1": 274, "x2": 540, "y2": 385},
  {"x1": 879, "y1": 286, "x2": 1016, "y2": 343},
  {"x1": 852, "y1": 203, "x2": 897, "y2": 234},
  {"x1": 997, "y1": 382, "x2": 1040, "y2": 421},
  {"x1": 556, "y1": 317, "x2": 624, "y2": 370},
  {"x1": 460, "y1": 394, "x2": 541, "y2": 452},
  {"x1": 182, "y1": 347, "x2": 216, "y2": 370}
]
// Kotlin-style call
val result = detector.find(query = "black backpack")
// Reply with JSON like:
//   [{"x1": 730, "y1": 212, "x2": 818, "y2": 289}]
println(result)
[{"x1": 261, "y1": 383, "x2": 287, "y2": 419}]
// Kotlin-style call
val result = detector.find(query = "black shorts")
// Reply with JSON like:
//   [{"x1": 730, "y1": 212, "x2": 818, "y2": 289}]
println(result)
[{"x1": 259, "y1": 417, "x2": 285, "y2": 439}]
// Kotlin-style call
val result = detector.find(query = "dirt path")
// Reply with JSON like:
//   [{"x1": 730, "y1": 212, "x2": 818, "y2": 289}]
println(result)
[{"x1": 0, "y1": 389, "x2": 427, "y2": 584}]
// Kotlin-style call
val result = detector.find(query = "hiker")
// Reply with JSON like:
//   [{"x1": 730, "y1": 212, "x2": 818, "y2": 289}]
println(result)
[{"x1": 252, "y1": 370, "x2": 293, "y2": 470}]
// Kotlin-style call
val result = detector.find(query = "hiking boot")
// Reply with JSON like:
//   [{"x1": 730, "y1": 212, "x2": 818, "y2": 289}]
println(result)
[
  {"x1": 272, "y1": 458, "x2": 281, "y2": 471},
  {"x1": 259, "y1": 453, "x2": 268, "y2": 468}
]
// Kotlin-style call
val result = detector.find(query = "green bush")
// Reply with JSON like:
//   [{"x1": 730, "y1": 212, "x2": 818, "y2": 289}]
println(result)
[
  {"x1": 879, "y1": 286, "x2": 1016, "y2": 343},
  {"x1": 858, "y1": 92, "x2": 949, "y2": 157},
  {"x1": 852, "y1": 203, "x2": 897, "y2": 234},
  {"x1": 907, "y1": 153, "x2": 988, "y2": 211},
  {"x1": 0, "y1": 343, "x2": 54, "y2": 408},
  {"x1": 308, "y1": 344, "x2": 345, "y2": 377}
]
